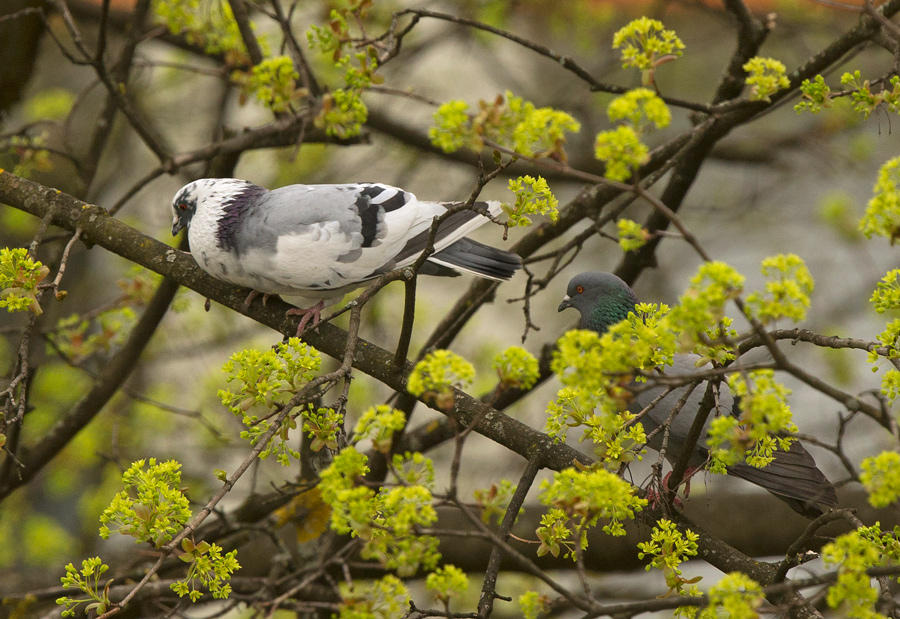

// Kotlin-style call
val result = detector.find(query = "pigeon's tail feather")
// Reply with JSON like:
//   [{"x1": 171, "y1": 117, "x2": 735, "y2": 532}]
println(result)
[
  {"x1": 393, "y1": 200, "x2": 520, "y2": 282},
  {"x1": 728, "y1": 441, "x2": 838, "y2": 518},
  {"x1": 428, "y1": 238, "x2": 522, "y2": 281}
]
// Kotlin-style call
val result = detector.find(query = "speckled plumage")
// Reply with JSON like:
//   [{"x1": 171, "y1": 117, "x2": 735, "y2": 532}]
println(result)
[
  {"x1": 559, "y1": 271, "x2": 838, "y2": 518},
  {"x1": 171, "y1": 178, "x2": 522, "y2": 312}
]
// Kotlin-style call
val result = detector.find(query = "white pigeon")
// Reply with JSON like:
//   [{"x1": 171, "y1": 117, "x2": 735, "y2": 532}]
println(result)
[{"x1": 171, "y1": 178, "x2": 522, "y2": 331}]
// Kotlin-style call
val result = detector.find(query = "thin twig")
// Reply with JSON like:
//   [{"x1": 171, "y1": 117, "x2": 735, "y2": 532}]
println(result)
[
  {"x1": 391, "y1": 8, "x2": 711, "y2": 112},
  {"x1": 477, "y1": 458, "x2": 541, "y2": 618}
]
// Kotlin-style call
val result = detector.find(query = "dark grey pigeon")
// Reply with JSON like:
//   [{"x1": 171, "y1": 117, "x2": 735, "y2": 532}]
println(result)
[
  {"x1": 558, "y1": 271, "x2": 838, "y2": 518},
  {"x1": 171, "y1": 179, "x2": 522, "y2": 330}
]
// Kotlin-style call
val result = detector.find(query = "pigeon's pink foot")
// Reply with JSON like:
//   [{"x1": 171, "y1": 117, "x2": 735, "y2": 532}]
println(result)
[
  {"x1": 287, "y1": 300, "x2": 326, "y2": 336},
  {"x1": 648, "y1": 467, "x2": 702, "y2": 510},
  {"x1": 243, "y1": 290, "x2": 271, "y2": 309},
  {"x1": 663, "y1": 466, "x2": 701, "y2": 498},
  {"x1": 646, "y1": 487, "x2": 684, "y2": 511}
]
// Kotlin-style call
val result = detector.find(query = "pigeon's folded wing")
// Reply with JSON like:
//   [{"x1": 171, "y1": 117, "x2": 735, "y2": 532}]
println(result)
[
  {"x1": 729, "y1": 441, "x2": 839, "y2": 517},
  {"x1": 252, "y1": 183, "x2": 507, "y2": 291}
]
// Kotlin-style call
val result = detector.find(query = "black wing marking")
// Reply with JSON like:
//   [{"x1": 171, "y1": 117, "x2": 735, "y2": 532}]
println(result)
[
  {"x1": 353, "y1": 185, "x2": 410, "y2": 248},
  {"x1": 359, "y1": 184, "x2": 409, "y2": 212},
  {"x1": 216, "y1": 184, "x2": 268, "y2": 254}
]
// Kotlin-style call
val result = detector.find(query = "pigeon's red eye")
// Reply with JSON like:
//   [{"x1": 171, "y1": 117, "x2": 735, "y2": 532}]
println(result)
[
  {"x1": 575, "y1": 285, "x2": 584, "y2": 294},
  {"x1": 178, "y1": 203, "x2": 187, "y2": 210}
]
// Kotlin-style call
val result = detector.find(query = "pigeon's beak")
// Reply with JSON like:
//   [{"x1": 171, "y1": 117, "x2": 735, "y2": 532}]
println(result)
[
  {"x1": 557, "y1": 295, "x2": 572, "y2": 312},
  {"x1": 172, "y1": 220, "x2": 184, "y2": 236}
]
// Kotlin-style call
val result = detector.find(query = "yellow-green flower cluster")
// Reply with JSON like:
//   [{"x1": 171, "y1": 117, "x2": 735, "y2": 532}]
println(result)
[
  {"x1": 873, "y1": 321, "x2": 900, "y2": 360},
  {"x1": 99, "y1": 459, "x2": 192, "y2": 547},
  {"x1": 667, "y1": 261, "x2": 744, "y2": 350},
  {"x1": 745, "y1": 253, "x2": 815, "y2": 323},
  {"x1": 859, "y1": 156, "x2": 900, "y2": 244},
  {"x1": 702, "y1": 572, "x2": 763, "y2": 619},
  {"x1": 607, "y1": 88, "x2": 671, "y2": 131},
  {"x1": 337, "y1": 575, "x2": 411, "y2": 619},
  {"x1": 171, "y1": 539, "x2": 240, "y2": 602},
  {"x1": 301, "y1": 407, "x2": 344, "y2": 452},
  {"x1": 219, "y1": 338, "x2": 321, "y2": 414},
  {"x1": 366, "y1": 484, "x2": 440, "y2": 575},
  {"x1": 795, "y1": 74, "x2": 832, "y2": 114},
  {"x1": 425, "y1": 564, "x2": 469, "y2": 604},
  {"x1": 429, "y1": 100, "x2": 473, "y2": 152},
  {"x1": 594, "y1": 125, "x2": 649, "y2": 182},
  {"x1": 152, "y1": 0, "x2": 247, "y2": 59},
  {"x1": 843, "y1": 71, "x2": 900, "y2": 120},
  {"x1": 57, "y1": 557, "x2": 112, "y2": 617},
  {"x1": 637, "y1": 519, "x2": 701, "y2": 598},
  {"x1": 319, "y1": 447, "x2": 441, "y2": 576},
  {"x1": 539, "y1": 468, "x2": 647, "y2": 544},
  {"x1": 308, "y1": 47, "x2": 380, "y2": 138},
  {"x1": 353, "y1": 405, "x2": 406, "y2": 454},
  {"x1": 612, "y1": 17, "x2": 685, "y2": 73},
  {"x1": 307, "y1": 9, "x2": 349, "y2": 61},
  {"x1": 553, "y1": 302, "x2": 675, "y2": 393},
  {"x1": 549, "y1": 303, "x2": 674, "y2": 468},
  {"x1": 518, "y1": 591, "x2": 550, "y2": 619},
  {"x1": 492, "y1": 345, "x2": 541, "y2": 389},
  {"x1": 822, "y1": 524, "x2": 898, "y2": 619},
  {"x1": 392, "y1": 452, "x2": 434, "y2": 488},
  {"x1": 616, "y1": 218, "x2": 648, "y2": 252},
  {"x1": 860, "y1": 451, "x2": 900, "y2": 508},
  {"x1": 0, "y1": 246, "x2": 48, "y2": 314},
  {"x1": 429, "y1": 91, "x2": 580, "y2": 161},
  {"x1": 233, "y1": 56, "x2": 300, "y2": 113},
  {"x1": 866, "y1": 269, "x2": 900, "y2": 404},
  {"x1": 506, "y1": 175, "x2": 559, "y2": 227},
  {"x1": 407, "y1": 349, "x2": 475, "y2": 410},
  {"x1": 546, "y1": 386, "x2": 646, "y2": 469},
  {"x1": 742, "y1": 57, "x2": 790, "y2": 102},
  {"x1": 707, "y1": 370, "x2": 797, "y2": 471},
  {"x1": 319, "y1": 88, "x2": 369, "y2": 138},
  {"x1": 870, "y1": 269, "x2": 900, "y2": 314},
  {"x1": 594, "y1": 87, "x2": 670, "y2": 182},
  {"x1": 218, "y1": 338, "x2": 321, "y2": 464},
  {"x1": 319, "y1": 446, "x2": 373, "y2": 535},
  {"x1": 508, "y1": 101, "x2": 582, "y2": 160}
]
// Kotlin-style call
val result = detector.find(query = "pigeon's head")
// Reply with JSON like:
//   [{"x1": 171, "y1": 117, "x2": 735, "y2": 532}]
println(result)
[
  {"x1": 171, "y1": 178, "x2": 254, "y2": 236},
  {"x1": 558, "y1": 271, "x2": 639, "y2": 333}
]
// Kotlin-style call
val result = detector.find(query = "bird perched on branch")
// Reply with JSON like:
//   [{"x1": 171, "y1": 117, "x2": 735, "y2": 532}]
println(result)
[
  {"x1": 558, "y1": 271, "x2": 838, "y2": 518},
  {"x1": 171, "y1": 178, "x2": 522, "y2": 332}
]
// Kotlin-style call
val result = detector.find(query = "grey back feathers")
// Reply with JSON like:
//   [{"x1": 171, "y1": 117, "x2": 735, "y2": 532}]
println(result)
[
  {"x1": 558, "y1": 271, "x2": 837, "y2": 518},
  {"x1": 171, "y1": 178, "x2": 522, "y2": 308}
]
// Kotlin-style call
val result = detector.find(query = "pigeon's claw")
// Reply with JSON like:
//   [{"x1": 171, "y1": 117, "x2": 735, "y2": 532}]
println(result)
[
  {"x1": 287, "y1": 300, "x2": 326, "y2": 336},
  {"x1": 645, "y1": 487, "x2": 683, "y2": 512},
  {"x1": 243, "y1": 290, "x2": 260, "y2": 309},
  {"x1": 663, "y1": 466, "x2": 701, "y2": 499},
  {"x1": 243, "y1": 290, "x2": 273, "y2": 310}
]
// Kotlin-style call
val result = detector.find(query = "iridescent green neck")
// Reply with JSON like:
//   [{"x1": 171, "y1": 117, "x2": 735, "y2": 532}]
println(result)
[{"x1": 583, "y1": 290, "x2": 637, "y2": 334}]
